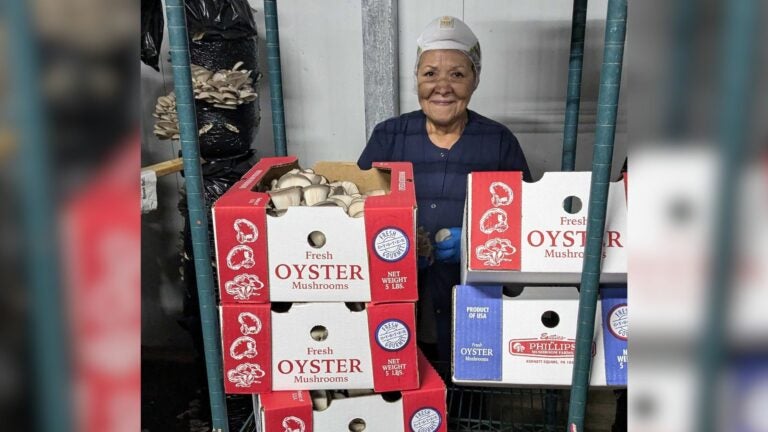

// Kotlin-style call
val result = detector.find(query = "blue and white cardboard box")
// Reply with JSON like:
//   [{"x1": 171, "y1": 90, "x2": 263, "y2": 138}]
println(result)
[{"x1": 452, "y1": 285, "x2": 627, "y2": 387}]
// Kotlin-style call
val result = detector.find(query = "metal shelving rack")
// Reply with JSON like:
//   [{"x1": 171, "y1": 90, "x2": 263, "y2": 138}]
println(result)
[{"x1": 162, "y1": 0, "x2": 627, "y2": 431}]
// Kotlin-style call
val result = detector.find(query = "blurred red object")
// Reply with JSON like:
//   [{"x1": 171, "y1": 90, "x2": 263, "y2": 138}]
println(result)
[{"x1": 63, "y1": 135, "x2": 139, "y2": 432}]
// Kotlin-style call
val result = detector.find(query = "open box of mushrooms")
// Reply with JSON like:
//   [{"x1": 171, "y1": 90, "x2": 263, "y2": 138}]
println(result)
[{"x1": 213, "y1": 156, "x2": 419, "y2": 304}]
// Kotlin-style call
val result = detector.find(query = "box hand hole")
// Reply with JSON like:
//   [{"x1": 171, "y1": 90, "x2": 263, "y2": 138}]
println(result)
[
  {"x1": 502, "y1": 285, "x2": 524, "y2": 298},
  {"x1": 310, "y1": 325, "x2": 328, "y2": 341},
  {"x1": 562, "y1": 196, "x2": 582, "y2": 214},
  {"x1": 380, "y1": 391, "x2": 402, "y2": 403},
  {"x1": 271, "y1": 302, "x2": 293, "y2": 313},
  {"x1": 308, "y1": 230, "x2": 326, "y2": 248},
  {"x1": 345, "y1": 302, "x2": 366, "y2": 312},
  {"x1": 348, "y1": 418, "x2": 367, "y2": 431},
  {"x1": 541, "y1": 310, "x2": 560, "y2": 328}
]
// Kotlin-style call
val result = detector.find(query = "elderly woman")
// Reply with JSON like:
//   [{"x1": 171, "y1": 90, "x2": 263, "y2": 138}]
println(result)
[{"x1": 358, "y1": 16, "x2": 531, "y2": 362}]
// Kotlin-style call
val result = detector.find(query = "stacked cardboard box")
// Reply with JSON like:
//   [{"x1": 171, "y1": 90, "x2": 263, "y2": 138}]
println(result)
[
  {"x1": 253, "y1": 351, "x2": 446, "y2": 432},
  {"x1": 453, "y1": 171, "x2": 628, "y2": 387},
  {"x1": 213, "y1": 157, "x2": 447, "y2": 430}
]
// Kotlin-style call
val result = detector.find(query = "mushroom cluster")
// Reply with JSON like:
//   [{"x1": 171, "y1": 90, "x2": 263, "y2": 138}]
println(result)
[
  {"x1": 191, "y1": 62, "x2": 258, "y2": 109},
  {"x1": 267, "y1": 168, "x2": 387, "y2": 218},
  {"x1": 152, "y1": 93, "x2": 179, "y2": 140},
  {"x1": 153, "y1": 62, "x2": 258, "y2": 140}
]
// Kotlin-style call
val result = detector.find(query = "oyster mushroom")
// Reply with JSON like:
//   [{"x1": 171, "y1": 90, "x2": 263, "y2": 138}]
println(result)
[
  {"x1": 310, "y1": 390, "x2": 332, "y2": 411},
  {"x1": 300, "y1": 172, "x2": 322, "y2": 184},
  {"x1": 277, "y1": 173, "x2": 312, "y2": 189},
  {"x1": 302, "y1": 184, "x2": 330, "y2": 206},
  {"x1": 312, "y1": 200, "x2": 343, "y2": 208},
  {"x1": 328, "y1": 195, "x2": 353, "y2": 209},
  {"x1": 328, "y1": 185, "x2": 346, "y2": 197},
  {"x1": 268, "y1": 186, "x2": 302, "y2": 209},
  {"x1": 339, "y1": 181, "x2": 359, "y2": 195},
  {"x1": 347, "y1": 198, "x2": 365, "y2": 217}
]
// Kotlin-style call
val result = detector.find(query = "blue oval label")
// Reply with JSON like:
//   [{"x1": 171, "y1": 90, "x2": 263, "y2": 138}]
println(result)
[
  {"x1": 375, "y1": 319, "x2": 410, "y2": 352},
  {"x1": 374, "y1": 227, "x2": 410, "y2": 262},
  {"x1": 410, "y1": 407, "x2": 442, "y2": 432}
]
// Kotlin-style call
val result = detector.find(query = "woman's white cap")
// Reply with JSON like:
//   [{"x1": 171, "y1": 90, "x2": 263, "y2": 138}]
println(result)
[{"x1": 415, "y1": 16, "x2": 482, "y2": 86}]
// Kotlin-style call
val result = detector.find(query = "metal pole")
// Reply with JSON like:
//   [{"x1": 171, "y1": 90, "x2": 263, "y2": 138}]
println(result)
[
  {"x1": 163, "y1": 0, "x2": 229, "y2": 430},
  {"x1": 264, "y1": 0, "x2": 288, "y2": 156},
  {"x1": 361, "y1": 0, "x2": 399, "y2": 140},
  {"x1": 566, "y1": 0, "x2": 626, "y2": 430},
  {"x1": 697, "y1": 0, "x2": 756, "y2": 431},
  {"x1": 663, "y1": 0, "x2": 696, "y2": 137},
  {"x1": 561, "y1": 0, "x2": 588, "y2": 172},
  {"x1": 6, "y1": 1, "x2": 72, "y2": 431}
]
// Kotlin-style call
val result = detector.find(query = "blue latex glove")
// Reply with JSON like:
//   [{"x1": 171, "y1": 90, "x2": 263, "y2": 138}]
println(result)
[{"x1": 434, "y1": 227, "x2": 462, "y2": 263}]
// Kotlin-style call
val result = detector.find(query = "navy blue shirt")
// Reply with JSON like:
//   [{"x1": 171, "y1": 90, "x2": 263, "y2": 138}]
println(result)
[
  {"x1": 358, "y1": 109, "x2": 530, "y2": 361},
  {"x1": 358, "y1": 109, "x2": 531, "y2": 237}
]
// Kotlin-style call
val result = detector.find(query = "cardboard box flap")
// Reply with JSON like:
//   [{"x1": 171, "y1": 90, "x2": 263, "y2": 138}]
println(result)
[
  {"x1": 313, "y1": 161, "x2": 416, "y2": 207},
  {"x1": 214, "y1": 156, "x2": 298, "y2": 207},
  {"x1": 314, "y1": 161, "x2": 390, "y2": 192},
  {"x1": 503, "y1": 286, "x2": 580, "y2": 301},
  {"x1": 412, "y1": 351, "x2": 446, "y2": 393},
  {"x1": 259, "y1": 390, "x2": 312, "y2": 410}
]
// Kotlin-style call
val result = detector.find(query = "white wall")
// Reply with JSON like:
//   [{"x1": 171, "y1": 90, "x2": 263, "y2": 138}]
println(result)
[
  {"x1": 245, "y1": 0, "x2": 627, "y2": 178},
  {"x1": 249, "y1": 0, "x2": 367, "y2": 162}
]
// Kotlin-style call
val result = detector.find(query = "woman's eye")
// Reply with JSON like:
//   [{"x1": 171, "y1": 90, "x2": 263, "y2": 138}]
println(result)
[
  {"x1": 423, "y1": 71, "x2": 435, "y2": 77},
  {"x1": 452, "y1": 72, "x2": 465, "y2": 78}
]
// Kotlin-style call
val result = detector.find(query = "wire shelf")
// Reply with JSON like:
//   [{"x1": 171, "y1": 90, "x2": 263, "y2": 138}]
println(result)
[{"x1": 434, "y1": 361, "x2": 568, "y2": 432}]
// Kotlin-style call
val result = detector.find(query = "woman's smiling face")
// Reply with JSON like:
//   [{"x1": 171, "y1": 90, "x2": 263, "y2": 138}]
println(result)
[{"x1": 416, "y1": 49, "x2": 476, "y2": 128}]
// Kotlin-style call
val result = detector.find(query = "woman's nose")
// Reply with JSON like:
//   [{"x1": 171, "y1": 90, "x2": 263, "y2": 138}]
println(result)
[{"x1": 434, "y1": 76, "x2": 452, "y2": 93}]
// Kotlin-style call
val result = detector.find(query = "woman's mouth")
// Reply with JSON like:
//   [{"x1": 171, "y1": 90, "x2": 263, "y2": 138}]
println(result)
[{"x1": 430, "y1": 99, "x2": 455, "y2": 106}]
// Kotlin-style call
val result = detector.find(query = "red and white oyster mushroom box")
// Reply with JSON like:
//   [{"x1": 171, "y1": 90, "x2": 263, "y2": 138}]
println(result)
[
  {"x1": 220, "y1": 301, "x2": 419, "y2": 394},
  {"x1": 461, "y1": 171, "x2": 627, "y2": 284},
  {"x1": 212, "y1": 156, "x2": 418, "y2": 303},
  {"x1": 252, "y1": 351, "x2": 447, "y2": 432}
]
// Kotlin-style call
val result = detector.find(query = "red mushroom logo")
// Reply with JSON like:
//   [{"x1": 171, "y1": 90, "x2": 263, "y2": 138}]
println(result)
[
  {"x1": 237, "y1": 312, "x2": 262, "y2": 335},
  {"x1": 489, "y1": 181, "x2": 514, "y2": 207},
  {"x1": 224, "y1": 274, "x2": 263, "y2": 300},
  {"x1": 229, "y1": 336, "x2": 258, "y2": 360},
  {"x1": 234, "y1": 218, "x2": 259, "y2": 244},
  {"x1": 475, "y1": 238, "x2": 517, "y2": 266},
  {"x1": 226, "y1": 363, "x2": 265, "y2": 387},
  {"x1": 282, "y1": 416, "x2": 306, "y2": 432},
  {"x1": 479, "y1": 208, "x2": 509, "y2": 234},
  {"x1": 226, "y1": 245, "x2": 256, "y2": 270}
]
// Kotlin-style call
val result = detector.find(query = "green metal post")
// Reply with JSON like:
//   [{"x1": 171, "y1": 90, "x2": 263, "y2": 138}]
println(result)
[
  {"x1": 552, "y1": 0, "x2": 592, "y2": 392},
  {"x1": 566, "y1": 0, "x2": 626, "y2": 430},
  {"x1": 6, "y1": 1, "x2": 72, "y2": 431},
  {"x1": 265, "y1": 0, "x2": 288, "y2": 156},
  {"x1": 163, "y1": 0, "x2": 229, "y2": 430},
  {"x1": 697, "y1": 1, "x2": 757, "y2": 431},
  {"x1": 663, "y1": 0, "x2": 696, "y2": 136},
  {"x1": 561, "y1": 0, "x2": 588, "y2": 172}
]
